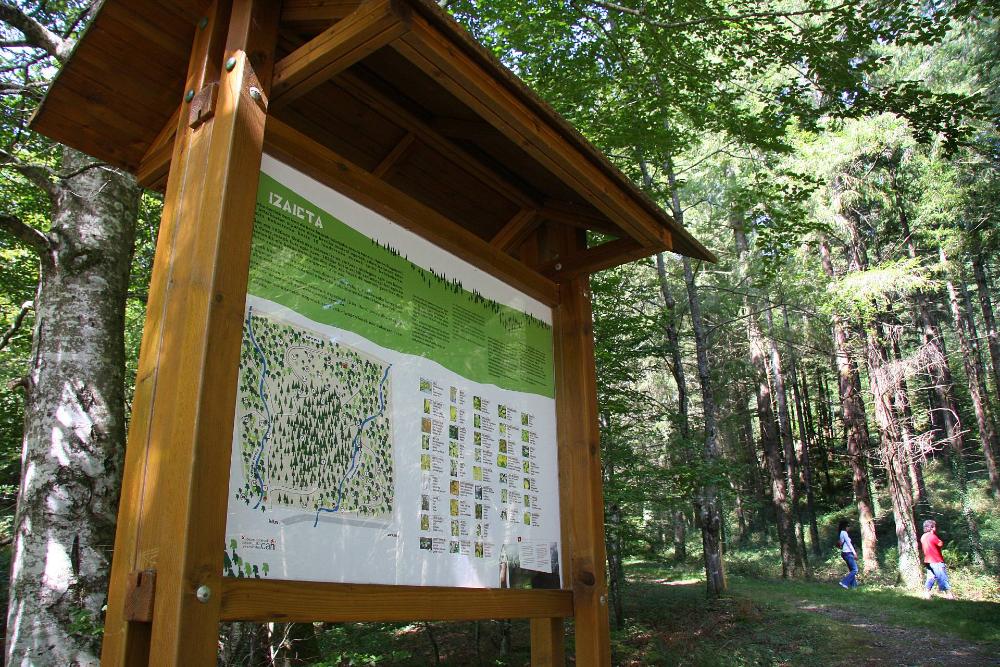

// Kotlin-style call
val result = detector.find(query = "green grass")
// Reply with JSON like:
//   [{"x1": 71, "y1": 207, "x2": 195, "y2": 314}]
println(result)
[
  {"x1": 291, "y1": 554, "x2": 1000, "y2": 665},
  {"x1": 613, "y1": 573, "x2": 855, "y2": 666},
  {"x1": 734, "y1": 576, "x2": 1000, "y2": 644},
  {"x1": 617, "y1": 559, "x2": 1000, "y2": 665}
]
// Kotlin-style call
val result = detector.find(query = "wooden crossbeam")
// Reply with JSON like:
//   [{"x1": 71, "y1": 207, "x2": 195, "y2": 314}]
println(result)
[
  {"x1": 265, "y1": 118, "x2": 559, "y2": 305},
  {"x1": 372, "y1": 131, "x2": 416, "y2": 178},
  {"x1": 271, "y1": 0, "x2": 411, "y2": 108},
  {"x1": 336, "y1": 70, "x2": 541, "y2": 210},
  {"x1": 538, "y1": 235, "x2": 669, "y2": 281},
  {"x1": 220, "y1": 579, "x2": 574, "y2": 622},
  {"x1": 281, "y1": 0, "x2": 364, "y2": 31},
  {"x1": 539, "y1": 199, "x2": 619, "y2": 236},
  {"x1": 430, "y1": 115, "x2": 498, "y2": 142},
  {"x1": 391, "y1": 12, "x2": 667, "y2": 248},
  {"x1": 491, "y1": 208, "x2": 541, "y2": 252}
]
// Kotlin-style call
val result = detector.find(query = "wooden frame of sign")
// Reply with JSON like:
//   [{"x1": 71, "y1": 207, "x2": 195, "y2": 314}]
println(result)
[{"x1": 31, "y1": 1, "x2": 713, "y2": 664}]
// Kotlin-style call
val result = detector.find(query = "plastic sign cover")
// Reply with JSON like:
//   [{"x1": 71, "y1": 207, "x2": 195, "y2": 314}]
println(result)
[{"x1": 224, "y1": 155, "x2": 562, "y2": 589}]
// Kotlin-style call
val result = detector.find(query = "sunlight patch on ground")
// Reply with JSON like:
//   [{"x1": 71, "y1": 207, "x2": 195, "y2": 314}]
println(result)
[{"x1": 650, "y1": 578, "x2": 701, "y2": 586}]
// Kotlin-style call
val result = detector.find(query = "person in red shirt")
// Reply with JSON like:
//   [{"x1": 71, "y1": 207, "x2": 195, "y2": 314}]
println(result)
[{"x1": 920, "y1": 519, "x2": 953, "y2": 599}]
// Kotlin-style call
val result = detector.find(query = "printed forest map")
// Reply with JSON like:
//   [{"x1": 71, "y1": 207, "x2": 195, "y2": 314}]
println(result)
[{"x1": 233, "y1": 308, "x2": 394, "y2": 525}]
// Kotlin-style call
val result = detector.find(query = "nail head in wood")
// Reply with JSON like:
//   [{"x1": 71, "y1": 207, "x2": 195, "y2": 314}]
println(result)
[
  {"x1": 196, "y1": 585, "x2": 212, "y2": 603},
  {"x1": 225, "y1": 56, "x2": 237, "y2": 72}
]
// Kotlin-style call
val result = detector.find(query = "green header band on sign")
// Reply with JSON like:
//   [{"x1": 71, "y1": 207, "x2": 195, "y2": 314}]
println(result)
[{"x1": 248, "y1": 172, "x2": 555, "y2": 398}]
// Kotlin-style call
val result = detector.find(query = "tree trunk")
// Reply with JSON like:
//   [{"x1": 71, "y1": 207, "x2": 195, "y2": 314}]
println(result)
[
  {"x1": 737, "y1": 393, "x2": 766, "y2": 537},
  {"x1": 605, "y1": 502, "x2": 625, "y2": 630},
  {"x1": 682, "y1": 257, "x2": 726, "y2": 595},
  {"x1": 972, "y1": 254, "x2": 1000, "y2": 407},
  {"x1": 665, "y1": 158, "x2": 725, "y2": 596},
  {"x1": 733, "y1": 219, "x2": 800, "y2": 576},
  {"x1": 764, "y1": 307, "x2": 809, "y2": 570},
  {"x1": 791, "y1": 363, "x2": 822, "y2": 557},
  {"x1": 654, "y1": 252, "x2": 690, "y2": 562},
  {"x1": 656, "y1": 253, "x2": 689, "y2": 439},
  {"x1": 819, "y1": 236, "x2": 879, "y2": 572},
  {"x1": 894, "y1": 196, "x2": 985, "y2": 558},
  {"x1": 672, "y1": 510, "x2": 687, "y2": 561},
  {"x1": 865, "y1": 324, "x2": 922, "y2": 588},
  {"x1": 943, "y1": 247, "x2": 1000, "y2": 496},
  {"x1": 4, "y1": 149, "x2": 139, "y2": 665},
  {"x1": 840, "y1": 207, "x2": 921, "y2": 587},
  {"x1": 885, "y1": 311, "x2": 927, "y2": 507},
  {"x1": 810, "y1": 369, "x2": 834, "y2": 494}
]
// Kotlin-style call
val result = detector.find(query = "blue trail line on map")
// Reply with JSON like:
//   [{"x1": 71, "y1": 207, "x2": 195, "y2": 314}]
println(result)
[
  {"x1": 247, "y1": 307, "x2": 271, "y2": 510},
  {"x1": 315, "y1": 363, "x2": 391, "y2": 526}
]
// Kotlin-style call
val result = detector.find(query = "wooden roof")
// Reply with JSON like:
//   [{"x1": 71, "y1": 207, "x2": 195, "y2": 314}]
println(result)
[{"x1": 31, "y1": 0, "x2": 713, "y2": 274}]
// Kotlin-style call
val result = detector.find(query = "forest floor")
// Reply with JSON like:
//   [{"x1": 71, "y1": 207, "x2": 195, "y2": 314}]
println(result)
[
  {"x1": 308, "y1": 560, "x2": 1000, "y2": 666},
  {"x1": 609, "y1": 561, "x2": 1000, "y2": 666}
]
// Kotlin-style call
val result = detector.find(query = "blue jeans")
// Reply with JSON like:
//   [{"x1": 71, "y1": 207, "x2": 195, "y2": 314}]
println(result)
[
  {"x1": 925, "y1": 562, "x2": 950, "y2": 591},
  {"x1": 841, "y1": 552, "x2": 858, "y2": 588}
]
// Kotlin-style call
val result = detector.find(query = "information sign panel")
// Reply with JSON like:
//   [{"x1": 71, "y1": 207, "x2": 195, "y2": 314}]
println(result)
[{"x1": 225, "y1": 155, "x2": 562, "y2": 589}]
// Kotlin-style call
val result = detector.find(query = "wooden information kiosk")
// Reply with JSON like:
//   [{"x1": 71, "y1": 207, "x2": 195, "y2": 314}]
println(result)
[{"x1": 32, "y1": 1, "x2": 712, "y2": 664}]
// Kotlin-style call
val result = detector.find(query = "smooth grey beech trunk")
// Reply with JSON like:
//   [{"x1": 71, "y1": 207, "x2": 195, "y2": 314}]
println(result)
[
  {"x1": 5, "y1": 147, "x2": 139, "y2": 666},
  {"x1": 654, "y1": 253, "x2": 689, "y2": 562},
  {"x1": 662, "y1": 157, "x2": 725, "y2": 595}
]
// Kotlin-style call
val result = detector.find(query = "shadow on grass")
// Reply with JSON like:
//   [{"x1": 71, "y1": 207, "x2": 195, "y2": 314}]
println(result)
[
  {"x1": 733, "y1": 576, "x2": 1000, "y2": 644},
  {"x1": 614, "y1": 575, "x2": 849, "y2": 666}
]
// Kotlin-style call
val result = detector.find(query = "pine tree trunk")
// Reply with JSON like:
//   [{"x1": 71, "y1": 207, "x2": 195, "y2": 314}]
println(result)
[
  {"x1": 942, "y1": 247, "x2": 1000, "y2": 496},
  {"x1": 764, "y1": 307, "x2": 809, "y2": 570},
  {"x1": 840, "y1": 206, "x2": 921, "y2": 587},
  {"x1": 894, "y1": 201, "x2": 985, "y2": 556},
  {"x1": 737, "y1": 393, "x2": 766, "y2": 536},
  {"x1": 810, "y1": 369, "x2": 834, "y2": 493},
  {"x1": 733, "y1": 221, "x2": 800, "y2": 576},
  {"x1": 4, "y1": 149, "x2": 139, "y2": 665},
  {"x1": 791, "y1": 363, "x2": 822, "y2": 557},
  {"x1": 819, "y1": 236, "x2": 879, "y2": 572},
  {"x1": 886, "y1": 313, "x2": 927, "y2": 507},
  {"x1": 865, "y1": 327, "x2": 922, "y2": 588},
  {"x1": 972, "y1": 254, "x2": 1000, "y2": 406}
]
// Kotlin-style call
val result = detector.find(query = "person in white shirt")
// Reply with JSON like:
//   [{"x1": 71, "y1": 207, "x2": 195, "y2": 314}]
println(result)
[{"x1": 838, "y1": 519, "x2": 859, "y2": 589}]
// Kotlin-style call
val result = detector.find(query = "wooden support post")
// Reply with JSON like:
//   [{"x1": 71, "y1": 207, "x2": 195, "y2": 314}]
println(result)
[
  {"x1": 530, "y1": 617, "x2": 566, "y2": 666},
  {"x1": 99, "y1": 1, "x2": 279, "y2": 664},
  {"x1": 551, "y1": 226, "x2": 611, "y2": 665}
]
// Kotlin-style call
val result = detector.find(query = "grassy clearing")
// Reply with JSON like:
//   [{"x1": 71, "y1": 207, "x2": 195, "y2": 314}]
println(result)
[
  {"x1": 617, "y1": 559, "x2": 1000, "y2": 665},
  {"x1": 297, "y1": 557, "x2": 999, "y2": 665}
]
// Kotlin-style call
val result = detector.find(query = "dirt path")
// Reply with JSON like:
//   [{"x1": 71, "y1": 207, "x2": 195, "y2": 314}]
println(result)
[{"x1": 796, "y1": 600, "x2": 1000, "y2": 666}]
